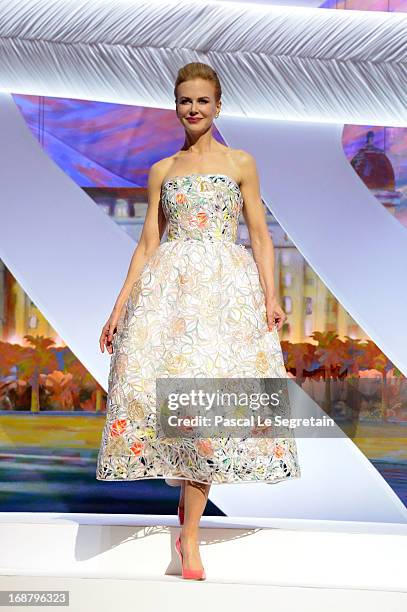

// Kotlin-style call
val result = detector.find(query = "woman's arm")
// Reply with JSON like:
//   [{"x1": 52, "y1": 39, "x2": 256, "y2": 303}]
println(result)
[
  {"x1": 100, "y1": 162, "x2": 168, "y2": 353},
  {"x1": 111, "y1": 161, "x2": 168, "y2": 316},
  {"x1": 239, "y1": 151, "x2": 276, "y2": 300},
  {"x1": 238, "y1": 151, "x2": 286, "y2": 331}
]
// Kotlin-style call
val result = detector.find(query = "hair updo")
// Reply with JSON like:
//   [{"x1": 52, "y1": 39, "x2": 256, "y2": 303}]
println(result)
[{"x1": 174, "y1": 62, "x2": 222, "y2": 103}]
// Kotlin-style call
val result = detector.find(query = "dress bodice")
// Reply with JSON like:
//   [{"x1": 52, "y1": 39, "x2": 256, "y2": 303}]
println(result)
[{"x1": 161, "y1": 173, "x2": 244, "y2": 243}]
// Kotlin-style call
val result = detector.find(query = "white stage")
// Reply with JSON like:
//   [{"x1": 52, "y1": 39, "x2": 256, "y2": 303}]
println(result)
[{"x1": 1, "y1": 513, "x2": 406, "y2": 611}]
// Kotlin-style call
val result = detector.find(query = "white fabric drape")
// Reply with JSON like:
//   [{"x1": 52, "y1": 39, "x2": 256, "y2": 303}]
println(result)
[{"x1": 0, "y1": 0, "x2": 405, "y2": 126}]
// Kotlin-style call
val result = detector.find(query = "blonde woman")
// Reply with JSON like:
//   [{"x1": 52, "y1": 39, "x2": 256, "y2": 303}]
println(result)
[{"x1": 97, "y1": 62, "x2": 301, "y2": 581}]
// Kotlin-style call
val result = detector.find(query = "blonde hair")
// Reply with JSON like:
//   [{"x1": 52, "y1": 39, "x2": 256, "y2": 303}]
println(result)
[{"x1": 174, "y1": 62, "x2": 222, "y2": 102}]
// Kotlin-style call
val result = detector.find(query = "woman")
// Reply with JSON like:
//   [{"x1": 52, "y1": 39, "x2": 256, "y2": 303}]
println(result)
[{"x1": 96, "y1": 62, "x2": 301, "y2": 581}]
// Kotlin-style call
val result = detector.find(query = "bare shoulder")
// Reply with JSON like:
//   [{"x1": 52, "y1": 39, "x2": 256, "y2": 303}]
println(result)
[
  {"x1": 231, "y1": 149, "x2": 258, "y2": 185},
  {"x1": 234, "y1": 149, "x2": 256, "y2": 168},
  {"x1": 148, "y1": 155, "x2": 176, "y2": 188}
]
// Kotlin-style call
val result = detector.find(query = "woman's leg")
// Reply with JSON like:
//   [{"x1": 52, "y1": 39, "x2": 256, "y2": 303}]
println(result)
[
  {"x1": 180, "y1": 479, "x2": 210, "y2": 570},
  {"x1": 178, "y1": 479, "x2": 185, "y2": 510}
]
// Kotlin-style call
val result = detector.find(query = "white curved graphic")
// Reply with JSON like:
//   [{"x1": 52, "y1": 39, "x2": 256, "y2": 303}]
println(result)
[{"x1": 0, "y1": 92, "x2": 134, "y2": 388}]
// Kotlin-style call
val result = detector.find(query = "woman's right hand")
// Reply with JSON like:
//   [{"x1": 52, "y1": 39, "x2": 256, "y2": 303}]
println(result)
[{"x1": 99, "y1": 310, "x2": 121, "y2": 354}]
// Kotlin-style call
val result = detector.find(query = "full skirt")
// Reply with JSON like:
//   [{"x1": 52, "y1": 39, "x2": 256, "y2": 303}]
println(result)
[{"x1": 96, "y1": 239, "x2": 301, "y2": 485}]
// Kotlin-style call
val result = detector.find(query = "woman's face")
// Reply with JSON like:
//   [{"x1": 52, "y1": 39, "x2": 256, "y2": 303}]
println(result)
[{"x1": 176, "y1": 78, "x2": 220, "y2": 132}]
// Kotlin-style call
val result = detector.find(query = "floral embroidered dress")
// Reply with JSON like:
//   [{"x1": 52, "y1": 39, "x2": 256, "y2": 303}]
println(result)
[{"x1": 96, "y1": 173, "x2": 301, "y2": 485}]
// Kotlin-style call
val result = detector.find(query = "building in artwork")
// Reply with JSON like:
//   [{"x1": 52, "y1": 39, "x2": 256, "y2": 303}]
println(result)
[{"x1": 350, "y1": 130, "x2": 401, "y2": 215}]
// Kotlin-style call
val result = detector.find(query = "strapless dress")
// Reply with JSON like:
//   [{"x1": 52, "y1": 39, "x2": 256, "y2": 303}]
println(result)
[{"x1": 96, "y1": 173, "x2": 301, "y2": 485}]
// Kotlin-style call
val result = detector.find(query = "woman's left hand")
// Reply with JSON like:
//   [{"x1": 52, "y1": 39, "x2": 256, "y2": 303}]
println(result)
[{"x1": 265, "y1": 295, "x2": 287, "y2": 332}]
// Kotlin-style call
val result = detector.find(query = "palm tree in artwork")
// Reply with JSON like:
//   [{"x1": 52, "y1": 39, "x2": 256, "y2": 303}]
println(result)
[
  {"x1": 284, "y1": 341, "x2": 314, "y2": 385},
  {"x1": 43, "y1": 370, "x2": 77, "y2": 411},
  {"x1": 20, "y1": 335, "x2": 58, "y2": 412},
  {"x1": 63, "y1": 353, "x2": 105, "y2": 412},
  {"x1": 311, "y1": 331, "x2": 346, "y2": 415},
  {"x1": 341, "y1": 336, "x2": 365, "y2": 439},
  {"x1": 364, "y1": 340, "x2": 394, "y2": 419}
]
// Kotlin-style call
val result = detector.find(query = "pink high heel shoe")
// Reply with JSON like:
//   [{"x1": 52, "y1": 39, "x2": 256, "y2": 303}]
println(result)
[
  {"x1": 175, "y1": 534, "x2": 206, "y2": 581},
  {"x1": 177, "y1": 504, "x2": 184, "y2": 525}
]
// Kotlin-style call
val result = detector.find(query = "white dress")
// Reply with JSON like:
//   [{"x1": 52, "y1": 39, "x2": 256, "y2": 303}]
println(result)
[{"x1": 96, "y1": 173, "x2": 301, "y2": 486}]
